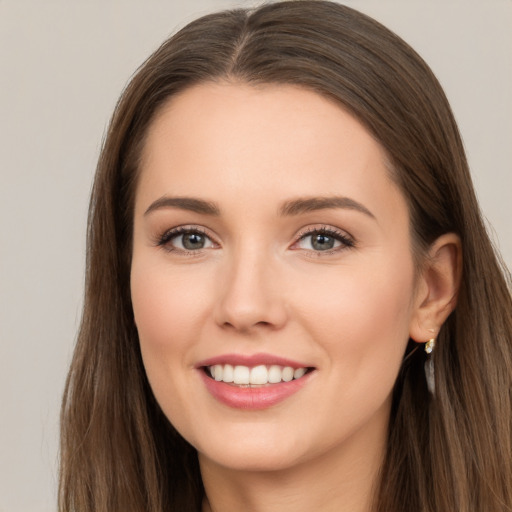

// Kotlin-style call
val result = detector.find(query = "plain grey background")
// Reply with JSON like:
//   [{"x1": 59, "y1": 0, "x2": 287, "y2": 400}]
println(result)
[{"x1": 1, "y1": 1, "x2": 510, "y2": 510}]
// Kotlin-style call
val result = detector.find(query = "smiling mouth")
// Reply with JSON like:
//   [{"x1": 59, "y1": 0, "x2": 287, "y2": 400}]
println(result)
[{"x1": 204, "y1": 364, "x2": 315, "y2": 386}]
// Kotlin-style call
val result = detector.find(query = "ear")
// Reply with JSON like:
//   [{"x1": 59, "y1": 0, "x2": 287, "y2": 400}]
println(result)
[{"x1": 409, "y1": 233, "x2": 462, "y2": 343}]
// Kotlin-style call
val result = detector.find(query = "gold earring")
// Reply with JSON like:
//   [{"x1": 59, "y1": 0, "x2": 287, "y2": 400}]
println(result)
[
  {"x1": 424, "y1": 338, "x2": 436, "y2": 394},
  {"x1": 425, "y1": 338, "x2": 435, "y2": 354}
]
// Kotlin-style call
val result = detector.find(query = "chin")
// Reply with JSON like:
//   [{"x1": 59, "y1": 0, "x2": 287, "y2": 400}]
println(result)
[{"x1": 198, "y1": 443, "x2": 307, "y2": 473}]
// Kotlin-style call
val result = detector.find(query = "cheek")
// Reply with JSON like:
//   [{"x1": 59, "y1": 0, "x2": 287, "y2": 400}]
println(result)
[
  {"x1": 131, "y1": 261, "x2": 209, "y2": 344},
  {"x1": 130, "y1": 260, "x2": 214, "y2": 406},
  {"x1": 130, "y1": 261, "x2": 211, "y2": 433},
  {"x1": 294, "y1": 254, "x2": 415, "y2": 373},
  {"x1": 294, "y1": 258, "x2": 415, "y2": 440}
]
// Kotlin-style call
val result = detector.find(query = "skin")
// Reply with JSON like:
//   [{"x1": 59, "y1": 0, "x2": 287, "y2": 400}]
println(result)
[{"x1": 130, "y1": 82, "x2": 460, "y2": 512}]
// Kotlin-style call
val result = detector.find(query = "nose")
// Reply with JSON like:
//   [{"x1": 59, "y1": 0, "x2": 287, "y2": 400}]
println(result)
[{"x1": 214, "y1": 247, "x2": 288, "y2": 334}]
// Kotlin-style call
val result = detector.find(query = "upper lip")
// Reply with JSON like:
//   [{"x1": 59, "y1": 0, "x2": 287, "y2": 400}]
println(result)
[{"x1": 195, "y1": 353, "x2": 312, "y2": 369}]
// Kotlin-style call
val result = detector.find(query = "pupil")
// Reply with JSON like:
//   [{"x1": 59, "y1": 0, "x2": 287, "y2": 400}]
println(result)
[
  {"x1": 312, "y1": 234, "x2": 334, "y2": 251},
  {"x1": 183, "y1": 233, "x2": 205, "y2": 250}
]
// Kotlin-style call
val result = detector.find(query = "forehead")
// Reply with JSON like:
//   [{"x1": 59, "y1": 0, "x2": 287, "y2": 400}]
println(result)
[
  {"x1": 142, "y1": 82, "x2": 382, "y2": 167},
  {"x1": 136, "y1": 81, "x2": 404, "y2": 221}
]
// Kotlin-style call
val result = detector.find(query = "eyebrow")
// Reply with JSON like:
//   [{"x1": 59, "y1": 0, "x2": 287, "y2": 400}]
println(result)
[
  {"x1": 279, "y1": 196, "x2": 375, "y2": 219},
  {"x1": 144, "y1": 195, "x2": 375, "y2": 219},
  {"x1": 144, "y1": 196, "x2": 220, "y2": 216}
]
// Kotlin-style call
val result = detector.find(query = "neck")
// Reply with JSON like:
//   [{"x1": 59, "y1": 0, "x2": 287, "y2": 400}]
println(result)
[{"x1": 200, "y1": 408, "x2": 388, "y2": 512}]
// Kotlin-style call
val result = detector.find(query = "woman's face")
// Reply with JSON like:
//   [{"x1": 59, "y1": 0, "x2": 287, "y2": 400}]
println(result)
[{"x1": 131, "y1": 82, "x2": 421, "y2": 473}]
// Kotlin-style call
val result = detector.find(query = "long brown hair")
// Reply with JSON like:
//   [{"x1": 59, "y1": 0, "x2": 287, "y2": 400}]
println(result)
[{"x1": 59, "y1": 2, "x2": 512, "y2": 511}]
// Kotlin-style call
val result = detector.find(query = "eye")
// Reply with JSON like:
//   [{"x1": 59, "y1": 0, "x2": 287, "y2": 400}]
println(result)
[
  {"x1": 157, "y1": 227, "x2": 216, "y2": 253},
  {"x1": 294, "y1": 227, "x2": 354, "y2": 253}
]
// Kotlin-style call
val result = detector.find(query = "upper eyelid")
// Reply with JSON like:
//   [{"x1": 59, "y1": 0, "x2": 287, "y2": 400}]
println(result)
[
  {"x1": 161, "y1": 225, "x2": 212, "y2": 238},
  {"x1": 156, "y1": 225, "x2": 217, "y2": 247},
  {"x1": 292, "y1": 225, "x2": 356, "y2": 251},
  {"x1": 295, "y1": 225, "x2": 354, "y2": 240}
]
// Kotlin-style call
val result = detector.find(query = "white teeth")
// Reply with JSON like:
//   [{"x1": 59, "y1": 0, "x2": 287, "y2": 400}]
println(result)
[
  {"x1": 207, "y1": 364, "x2": 309, "y2": 385},
  {"x1": 282, "y1": 366, "x2": 294, "y2": 382},
  {"x1": 250, "y1": 365, "x2": 268, "y2": 385},
  {"x1": 222, "y1": 364, "x2": 234, "y2": 383},
  {"x1": 294, "y1": 367, "x2": 306, "y2": 379},
  {"x1": 268, "y1": 365, "x2": 282, "y2": 383},
  {"x1": 233, "y1": 365, "x2": 250, "y2": 384},
  {"x1": 213, "y1": 364, "x2": 223, "y2": 381}
]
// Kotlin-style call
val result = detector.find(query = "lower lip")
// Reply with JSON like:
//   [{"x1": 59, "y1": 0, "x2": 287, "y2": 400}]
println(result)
[{"x1": 199, "y1": 370, "x2": 313, "y2": 410}]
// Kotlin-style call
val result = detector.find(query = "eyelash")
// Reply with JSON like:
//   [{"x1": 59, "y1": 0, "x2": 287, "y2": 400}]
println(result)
[
  {"x1": 294, "y1": 226, "x2": 355, "y2": 255},
  {"x1": 155, "y1": 225, "x2": 355, "y2": 256},
  {"x1": 156, "y1": 225, "x2": 217, "y2": 256}
]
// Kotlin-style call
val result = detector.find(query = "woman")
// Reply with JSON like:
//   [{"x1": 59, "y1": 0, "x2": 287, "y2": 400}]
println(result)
[{"x1": 59, "y1": 1, "x2": 512, "y2": 511}]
